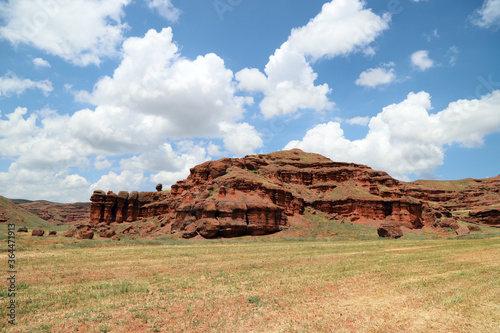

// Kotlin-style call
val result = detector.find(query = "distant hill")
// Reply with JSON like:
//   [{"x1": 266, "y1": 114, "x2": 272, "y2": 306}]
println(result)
[
  {"x1": 12, "y1": 199, "x2": 90, "y2": 225},
  {"x1": 0, "y1": 195, "x2": 66, "y2": 230}
]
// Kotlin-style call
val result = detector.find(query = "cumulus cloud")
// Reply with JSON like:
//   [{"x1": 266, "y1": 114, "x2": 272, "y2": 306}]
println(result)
[
  {"x1": 285, "y1": 90, "x2": 500, "y2": 179},
  {"x1": 411, "y1": 50, "x2": 434, "y2": 71},
  {"x1": 471, "y1": 0, "x2": 500, "y2": 30},
  {"x1": 0, "y1": 0, "x2": 130, "y2": 66},
  {"x1": 90, "y1": 170, "x2": 147, "y2": 194},
  {"x1": 0, "y1": 27, "x2": 265, "y2": 201},
  {"x1": 218, "y1": 122, "x2": 263, "y2": 156},
  {"x1": 146, "y1": 0, "x2": 181, "y2": 22},
  {"x1": 77, "y1": 28, "x2": 258, "y2": 155},
  {"x1": 236, "y1": 0, "x2": 390, "y2": 118},
  {"x1": 0, "y1": 163, "x2": 91, "y2": 202},
  {"x1": 118, "y1": 141, "x2": 210, "y2": 189},
  {"x1": 355, "y1": 63, "x2": 396, "y2": 88},
  {"x1": 0, "y1": 73, "x2": 53, "y2": 97},
  {"x1": 33, "y1": 57, "x2": 51, "y2": 68}
]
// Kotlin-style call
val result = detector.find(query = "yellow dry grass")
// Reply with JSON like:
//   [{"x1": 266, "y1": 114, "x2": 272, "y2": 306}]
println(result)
[{"x1": 2, "y1": 235, "x2": 500, "y2": 332}]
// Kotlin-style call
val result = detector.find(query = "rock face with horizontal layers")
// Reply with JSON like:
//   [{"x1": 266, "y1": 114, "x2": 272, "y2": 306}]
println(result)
[{"x1": 88, "y1": 149, "x2": 500, "y2": 238}]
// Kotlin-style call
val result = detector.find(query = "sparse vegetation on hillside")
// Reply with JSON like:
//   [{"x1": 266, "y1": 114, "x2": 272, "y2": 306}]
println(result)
[{"x1": 0, "y1": 196, "x2": 68, "y2": 231}]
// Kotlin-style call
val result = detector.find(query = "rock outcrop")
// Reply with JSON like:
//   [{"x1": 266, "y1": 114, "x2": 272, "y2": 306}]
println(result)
[{"x1": 86, "y1": 149, "x2": 500, "y2": 239}]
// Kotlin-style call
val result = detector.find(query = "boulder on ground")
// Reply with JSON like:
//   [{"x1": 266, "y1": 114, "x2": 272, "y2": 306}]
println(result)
[
  {"x1": 455, "y1": 226, "x2": 470, "y2": 237},
  {"x1": 76, "y1": 229, "x2": 94, "y2": 239},
  {"x1": 0, "y1": 213, "x2": 7, "y2": 222},
  {"x1": 156, "y1": 183, "x2": 163, "y2": 192},
  {"x1": 121, "y1": 225, "x2": 137, "y2": 235},
  {"x1": 377, "y1": 224, "x2": 403, "y2": 239},
  {"x1": 32, "y1": 229, "x2": 44, "y2": 236},
  {"x1": 467, "y1": 225, "x2": 481, "y2": 232},
  {"x1": 48, "y1": 230, "x2": 57, "y2": 236},
  {"x1": 182, "y1": 224, "x2": 198, "y2": 239},
  {"x1": 111, "y1": 234, "x2": 120, "y2": 241},
  {"x1": 197, "y1": 218, "x2": 220, "y2": 238},
  {"x1": 437, "y1": 219, "x2": 459, "y2": 229},
  {"x1": 99, "y1": 229, "x2": 116, "y2": 238},
  {"x1": 17, "y1": 226, "x2": 28, "y2": 232},
  {"x1": 64, "y1": 229, "x2": 76, "y2": 237}
]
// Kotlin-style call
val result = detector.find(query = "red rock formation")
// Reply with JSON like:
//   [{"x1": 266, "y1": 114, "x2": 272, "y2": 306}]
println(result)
[
  {"x1": 90, "y1": 190, "x2": 106, "y2": 224},
  {"x1": 88, "y1": 149, "x2": 500, "y2": 238},
  {"x1": 103, "y1": 191, "x2": 117, "y2": 224},
  {"x1": 126, "y1": 191, "x2": 139, "y2": 222},
  {"x1": 115, "y1": 191, "x2": 129, "y2": 223},
  {"x1": 468, "y1": 207, "x2": 500, "y2": 227}
]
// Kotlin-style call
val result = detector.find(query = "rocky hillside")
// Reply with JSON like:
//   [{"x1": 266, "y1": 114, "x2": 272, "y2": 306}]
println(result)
[
  {"x1": 0, "y1": 195, "x2": 63, "y2": 230},
  {"x1": 13, "y1": 200, "x2": 90, "y2": 225},
  {"x1": 88, "y1": 149, "x2": 499, "y2": 239}
]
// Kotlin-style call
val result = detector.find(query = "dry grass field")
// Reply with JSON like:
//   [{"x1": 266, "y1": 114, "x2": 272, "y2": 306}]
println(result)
[{"x1": 2, "y1": 227, "x2": 500, "y2": 332}]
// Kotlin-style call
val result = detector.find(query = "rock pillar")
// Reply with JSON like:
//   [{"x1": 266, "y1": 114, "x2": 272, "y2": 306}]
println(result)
[
  {"x1": 115, "y1": 191, "x2": 129, "y2": 223},
  {"x1": 126, "y1": 191, "x2": 139, "y2": 222},
  {"x1": 90, "y1": 190, "x2": 106, "y2": 225},
  {"x1": 103, "y1": 191, "x2": 117, "y2": 224}
]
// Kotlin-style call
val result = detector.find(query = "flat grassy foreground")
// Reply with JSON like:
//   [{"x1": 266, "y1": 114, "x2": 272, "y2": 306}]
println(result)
[{"x1": 2, "y1": 233, "x2": 500, "y2": 332}]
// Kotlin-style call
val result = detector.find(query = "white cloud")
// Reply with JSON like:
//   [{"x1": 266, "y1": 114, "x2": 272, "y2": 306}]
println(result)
[
  {"x1": 117, "y1": 141, "x2": 211, "y2": 189},
  {"x1": 411, "y1": 50, "x2": 434, "y2": 71},
  {"x1": 0, "y1": 26, "x2": 267, "y2": 202},
  {"x1": 0, "y1": 109, "x2": 90, "y2": 170},
  {"x1": 0, "y1": 163, "x2": 91, "y2": 202},
  {"x1": 91, "y1": 170, "x2": 147, "y2": 194},
  {"x1": 0, "y1": 0, "x2": 130, "y2": 66},
  {"x1": 285, "y1": 90, "x2": 500, "y2": 179},
  {"x1": 218, "y1": 122, "x2": 263, "y2": 156},
  {"x1": 0, "y1": 72, "x2": 53, "y2": 97},
  {"x1": 236, "y1": 0, "x2": 390, "y2": 118},
  {"x1": 355, "y1": 63, "x2": 396, "y2": 88},
  {"x1": 346, "y1": 116, "x2": 370, "y2": 126},
  {"x1": 146, "y1": 0, "x2": 181, "y2": 22},
  {"x1": 94, "y1": 155, "x2": 113, "y2": 170},
  {"x1": 471, "y1": 0, "x2": 500, "y2": 30},
  {"x1": 78, "y1": 28, "x2": 258, "y2": 155},
  {"x1": 446, "y1": 46, "x2": 459, "y2": 66},
  {"x1": 33, "y1": 57, "x2": 51, "y2": 68}
]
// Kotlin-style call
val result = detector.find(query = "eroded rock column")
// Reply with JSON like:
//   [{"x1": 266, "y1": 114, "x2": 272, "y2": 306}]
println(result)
[
  {"x1": 126, "y1": 191, "x2": 139, "y2": 222},
  {"x1": 115, "y1": 191, "x2": 129, "y2": 223},
  {"x1": 90, "y1": 190, "x2": 106, "y2": 225},
  {"x1": 103, "y1": 191, "x2": 117, "y2": 224}
]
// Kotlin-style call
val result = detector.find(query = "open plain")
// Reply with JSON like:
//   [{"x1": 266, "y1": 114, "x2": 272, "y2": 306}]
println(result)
[{"x1": 2, "y1": 224, "x2": 499, "y2": 333}]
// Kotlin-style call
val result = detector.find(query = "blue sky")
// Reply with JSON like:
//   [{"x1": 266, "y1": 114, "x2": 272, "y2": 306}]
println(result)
[{"x1": 0, "y1": 0, "x2": 499, "y2": 202}]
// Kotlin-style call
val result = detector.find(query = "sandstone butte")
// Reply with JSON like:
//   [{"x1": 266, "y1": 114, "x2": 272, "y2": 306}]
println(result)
[{"x1": 88, "y1": 149, "x2": 500, "y2": 239}]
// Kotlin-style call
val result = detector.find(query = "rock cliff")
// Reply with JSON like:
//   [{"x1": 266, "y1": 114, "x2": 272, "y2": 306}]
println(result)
[{"x1": 88, "y1": 149, "x2": 499, "y2": 238}]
